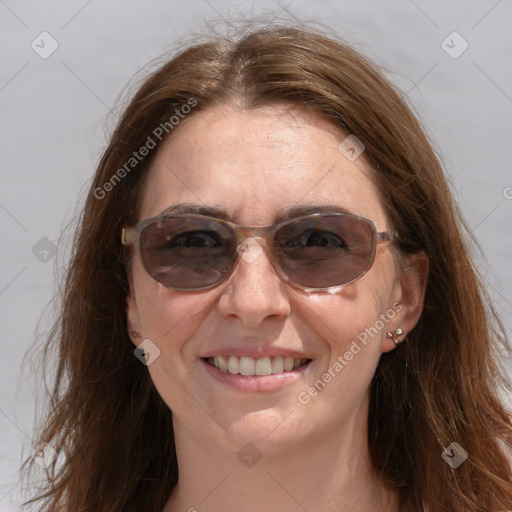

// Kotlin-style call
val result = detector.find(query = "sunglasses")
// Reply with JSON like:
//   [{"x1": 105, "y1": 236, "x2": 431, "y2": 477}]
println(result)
[{"x1": 121, "y1": 212, "x2": 395, "y2": 291}]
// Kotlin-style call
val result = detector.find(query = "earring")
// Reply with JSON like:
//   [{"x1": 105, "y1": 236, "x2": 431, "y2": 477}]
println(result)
[
  {"x1": 387, "y1": 328, "x2": 404, "y2": 346},
  {"x1": 131, "y1": 331, "x2": 141, "y2": 339}
]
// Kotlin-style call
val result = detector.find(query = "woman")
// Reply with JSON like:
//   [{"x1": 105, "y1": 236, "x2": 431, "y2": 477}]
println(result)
[{"x1": 21, "y1": 24, "x2": 512, "y2": 511}]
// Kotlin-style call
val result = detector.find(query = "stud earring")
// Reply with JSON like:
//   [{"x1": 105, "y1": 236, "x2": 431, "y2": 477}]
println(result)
[
  {"x1": 131, "y1": 331, "x2": 141, "y2": 339},
  {"x1": 387, "y1": 328, "x2": 404, "y2": 346}
]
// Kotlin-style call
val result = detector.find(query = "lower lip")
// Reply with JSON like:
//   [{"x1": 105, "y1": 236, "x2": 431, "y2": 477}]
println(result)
[{"x1": 201, "y1": 359, "x2": 311, "y2": 392}]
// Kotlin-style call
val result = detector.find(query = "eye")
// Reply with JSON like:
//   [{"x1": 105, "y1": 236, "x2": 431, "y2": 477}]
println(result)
[
  {"x1": 169, "y1": 230, "x2": 222, "y2": 249},
  {"x1": 286, "y1": 229, "x2": 348, "y2": 250}
]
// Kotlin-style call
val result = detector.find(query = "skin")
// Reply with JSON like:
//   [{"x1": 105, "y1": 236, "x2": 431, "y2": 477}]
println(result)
[{"x1": 126, "y1": 104, "x2": 427, "y2": 512}]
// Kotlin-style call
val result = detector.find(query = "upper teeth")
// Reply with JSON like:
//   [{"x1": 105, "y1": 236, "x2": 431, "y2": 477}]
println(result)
[{"x1": 209, "y1": 355, "x2": 308, "y2": 376}]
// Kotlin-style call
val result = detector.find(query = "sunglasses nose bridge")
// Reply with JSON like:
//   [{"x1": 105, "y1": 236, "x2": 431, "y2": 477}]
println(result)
[
  {"x1": 233, "y1": 225, "x2": 280, "y2": 274},
  {"x1": 235, "y1": 225, "x2": 275, "y2": 245}
]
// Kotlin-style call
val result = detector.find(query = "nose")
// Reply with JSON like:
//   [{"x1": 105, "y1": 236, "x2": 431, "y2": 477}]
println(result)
[{"x1": 218, "y1": 237, "x2": 291, "y2": 327}]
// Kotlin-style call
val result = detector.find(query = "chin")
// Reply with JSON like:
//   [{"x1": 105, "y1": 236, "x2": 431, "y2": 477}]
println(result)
[{"x1": 219, "y1": 408, "x2": 312, "y2": 449}]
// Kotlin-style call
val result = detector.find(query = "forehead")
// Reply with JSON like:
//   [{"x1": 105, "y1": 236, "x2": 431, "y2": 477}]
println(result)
[{"x1": 139, "y1": 103, "x2": 387, "y2": 228}]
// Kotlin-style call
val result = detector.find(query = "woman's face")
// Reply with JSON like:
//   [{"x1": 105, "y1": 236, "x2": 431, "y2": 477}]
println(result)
[{"x1": 127, "y1": 104, "x2": 413, "y2": 452}]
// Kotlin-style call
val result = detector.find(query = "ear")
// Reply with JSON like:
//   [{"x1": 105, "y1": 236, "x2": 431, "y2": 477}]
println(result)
[
  {"x1": 126, "y1": 294, "x2": 143, "y2": 348},
  {"x1": 382, "y1": 251, "x2": 429, "y2": 353}
]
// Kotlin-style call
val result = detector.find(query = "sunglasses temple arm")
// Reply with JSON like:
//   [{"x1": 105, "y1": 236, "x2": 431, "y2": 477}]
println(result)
[{"x1": 377, "y1": 231, "x2": 396, "y2": 243}]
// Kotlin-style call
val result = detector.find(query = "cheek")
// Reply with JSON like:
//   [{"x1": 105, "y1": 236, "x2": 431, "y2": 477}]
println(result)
[
  {"x1": 294, "y1": 289, "x2": 393, "y2": 418},
  {"x1": 297, "y1": 257, "x2": 397, "y2": 380},
  {"x1": 131, "y1": 258, "x2": 210, "y2": 355},
  {"x1": 303, "y1": 289, "x2": 386, "y2": 357}
]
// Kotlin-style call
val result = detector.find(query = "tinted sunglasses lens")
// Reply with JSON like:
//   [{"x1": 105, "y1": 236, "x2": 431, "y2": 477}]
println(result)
[
  {"x1": 139, "y1": 217, "x2": 237, "y2": 289},
  {"x1": 275, "y1": 215, "x2": 374, "y2": 288}
]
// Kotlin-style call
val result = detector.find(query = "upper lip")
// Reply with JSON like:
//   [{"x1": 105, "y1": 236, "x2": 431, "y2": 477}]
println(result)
[{"x1": 200, "y1": 347, "x2": 312, "y2": 359}]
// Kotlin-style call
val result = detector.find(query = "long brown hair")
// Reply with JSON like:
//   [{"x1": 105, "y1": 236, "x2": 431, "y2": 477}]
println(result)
[{"x1": 20, "y1": 24, "x2": 512, "y2": 511}]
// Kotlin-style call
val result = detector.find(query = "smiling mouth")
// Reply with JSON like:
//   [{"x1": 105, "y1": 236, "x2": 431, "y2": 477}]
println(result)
[{"x1": 204, "y1": 355, "x2": 311, "y2": 376}]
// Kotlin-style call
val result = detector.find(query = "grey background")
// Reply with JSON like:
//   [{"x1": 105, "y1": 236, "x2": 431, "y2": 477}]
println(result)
[{"x1": 1, "y1": 0, "x2": 511, "y2": 509}]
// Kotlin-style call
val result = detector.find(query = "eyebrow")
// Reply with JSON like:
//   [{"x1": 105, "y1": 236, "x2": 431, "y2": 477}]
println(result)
[{"x1": 157, "y1": 202, "x2": 353, "y2": 223}]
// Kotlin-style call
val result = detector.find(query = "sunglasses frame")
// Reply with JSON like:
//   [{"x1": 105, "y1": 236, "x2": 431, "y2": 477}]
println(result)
[{"x1": 121, "y1": 212, "x2": 396, "y2": 292}]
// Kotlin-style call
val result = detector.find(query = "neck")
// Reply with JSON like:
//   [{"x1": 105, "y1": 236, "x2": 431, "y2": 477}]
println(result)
[{"x1": 163, "y1": 395, "x2": 398, "y2": 512}]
